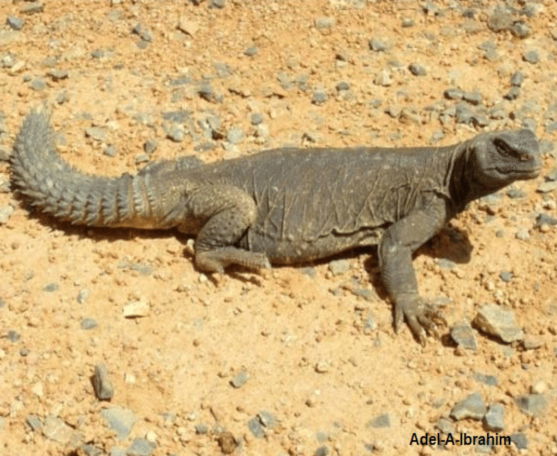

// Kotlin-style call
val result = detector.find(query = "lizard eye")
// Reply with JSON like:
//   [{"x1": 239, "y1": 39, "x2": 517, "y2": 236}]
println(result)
[{"x1": 493, "y1": 138, "x2": 517, "y2": 159}]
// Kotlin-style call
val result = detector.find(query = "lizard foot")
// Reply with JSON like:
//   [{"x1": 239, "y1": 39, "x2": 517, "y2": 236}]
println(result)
[
  {"x1": 394, "y1": 294, "x2": 447, "y2": 345},
  {"x1": 195, "y1": 247, "x2": 271, "y2": 273}
]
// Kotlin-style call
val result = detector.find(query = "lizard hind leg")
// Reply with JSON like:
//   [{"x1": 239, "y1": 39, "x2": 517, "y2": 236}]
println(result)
[{"x1": 188, "y1": 185, "x2": 271, "y2": 273}]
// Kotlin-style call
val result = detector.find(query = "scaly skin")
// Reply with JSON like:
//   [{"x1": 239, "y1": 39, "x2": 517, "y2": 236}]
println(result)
[{"x1": 10, "y1": 108, "x2": 541, "y2": 343}]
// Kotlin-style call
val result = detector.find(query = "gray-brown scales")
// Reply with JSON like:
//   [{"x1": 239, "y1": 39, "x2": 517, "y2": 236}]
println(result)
[{"x1": 10, "y1": 108, "x2": 541, "y2": 344}]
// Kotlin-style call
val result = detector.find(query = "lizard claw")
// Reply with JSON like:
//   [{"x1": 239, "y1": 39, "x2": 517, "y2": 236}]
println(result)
[{"x1": 394, "y1": 294, "x2": 447, "y2": 345}]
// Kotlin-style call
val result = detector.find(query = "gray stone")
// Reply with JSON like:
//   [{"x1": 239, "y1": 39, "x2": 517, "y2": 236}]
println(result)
[
  {"x1": 135, "y1": 154, "x2": 149, "y2": 165},
  {"x1": 450, "y1": 322, "x2": 477, "y2": 350},
  {"x1": 132, "y1": 24, "x2": 153, "y2": 42},
  {"x1": 367, "y1": 413, "x2": 390, "y2": 428},
  {"x1": 7, "y1": 330, "x2": 20, "y2": 342},
  {"x1": 250, "y1": 113, "x2": 263, "y2": 126},
  {"x1": 7, "y1": 16, "x2": 24, "y2": 30},
  {"x1": 511, "y1": 433, "x2": 528, "y2": 449},
  {"x1": 195, "y1": 423, "x2": 209, "y2": 434},
  {"x1": 101, "y1": 406, "x2": 136, "y2": 440},
  {"x1": 328, "y1": 259, "x2": 350, "y2": 276},
  {"x1": 536, "y1": 212, "x2": 557, "y2": 226},
  {"x1": 499, "y1": 271, "x2": 513, "y2": 283},
  {"x1": 511, "y1": 21, "x2": 531, "y2": 38},
  {"x1": 30, "y1": 78, "x2": 46, "y2": 91},
  {"x1": 436, "y1": 417, "x2": 454, "y2": 434},
  {"x1": 374, "y1": 70, "x2": 392, "y2": 87},
  {"x1": 511, "y1": 71, "x2": 525, "y2": 87},
  {"x1": 230, "y1": 370, "x2": 249, "y2": 388},
  {"x1": 335, "y1": 81, "x2": 350, "y2": 91},
  {"x1": 162, "y1": 110, "x2": 189, "y2": 123},
  {"x1": 484, "y1": 403, "x2": 504, "y2": 431},
  {"x1": 444, "y1": 88, "x2": 464, "y2": 100},
  {"x1": 26, "y1": 415, "x2": 42, "y2": 431},
  {"x1": 127, "y1": 438, "x2": 156, "y2": 456},
  {"x1": 257, "y1": 411, "x2": 278, "y2": 428},
  {"x1": 408, "y1": 63, "x2": 426, "y2": 76},
  {"x1": 110, "y1": 448, "x2": 126, "y2": 456},
  {"x1": 103, "y1": 145, "x2": 118, "y2": 158},
  {"x1": 82, "y1": 444, "x2": 103, "y2": 456},
  {"x1": 43, "y1": 282, "x2": 59, "y2": 292},
  {"x1": 81, "y1": 318, "x2": 98, "y2": 330},
  {"x1": 165, "y1": 125, "x2": 185, "y2": 143},
  {"x1": 47, "y1": 69, "x2": 69, "y2": 80},
  {"x1": 77, "y1": 288, "x2": 90, "y2": 304},
  {"x1": 450, "y1": 392, "x2": 486, "y2": 420},
  {"x1": 515, "y1": 394, "x2": 548, "y2": 417},
  {"x1": 21, "y1": 1, "x2": 44, "y2": 14},
  {"x1": 473, "y1": 303, "x2": 523, "y2": 343},
  {"x1": 474, "y1": 372, "x2": 498, "y2": 386},
  {"x1": 0, "y1": 205, "x2": 14, "y2": 225},
  {"x1": 506, "y1": 187, "x2": 525, "y2": 199},
  {"x1": 463, "y1": 91, "x2": 482, "y2": 105},
  {"x1": 536, "y1": 181, "x2": 557, "y2": 193},
  {"x1": 42, "y1": 416, "x2": 81, "y2": 445},
  {"x1": 197, "y1": 84, "x2": 218, "y2": 103},
  {"x1": 314, "y1": 447, "x2": 330, "y2": 456},
  {"x1": 227, "y1": 127, "x2": 244, "y2": 144},
  {"x1": 85, "y1": 127, "x2": 108, "y2": 142},
  {"x1": 314, "y1": 17, "x2": 335, "y2": 30},
  {"x1": 487, "y1": 7, "x2": 513, "y2": 32},
  {"x1": 369, "y1": 38, "x2": 388, "y2": 52},
  {"x1": 244, "y1": 46, "x2": 258, "y2": 57},
  {"x1": 523, "y1": 50, "x2": 540, "y2": 64},
  {"x1": 143, "y1": 140, "x2": 158, "y2": 155},
  {"x1": 92, "y1": 364, "x2": 114, "y2": 400},
  {"x1": 312, "y1": 90, "x2": 328, "y2": 105},
  {"x1": 401, "y1": 17, "x2": 414, "y2": 27},
  {"x1": 247, "y1": 417, "x2": 265, "y2": 438},
  {"x1": 211, "y1": 0, "x2": 226, "y2": 8}
]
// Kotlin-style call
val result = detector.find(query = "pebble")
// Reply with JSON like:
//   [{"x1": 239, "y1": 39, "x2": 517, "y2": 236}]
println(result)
[
  {"x1": 20, "y1": 1, "x2": 44, "y2": 14},
  {"x1": 511, "y1": 21, "x2": 531, "y2": 38},
  {"x1": 408, "y1": 63, "x2": 426, "y2": 76},
  {"x1": 335, "y1": 81, "x2": 350, "y2": 91},
  {"x1": 132, "y1": 23, "x2": 153, "y2": 42},
  {"x1": 82, "y1": 444, "x2": 103, "y2": 456},
  {"x1": 211, "y1": 0, "x2": 226, "y2": 8},
  {"x1": 484, "y1": 403, "x2": 505, "y2": 431},
  {"x1": 244, "y1": 46, "x2": 258, "y2": 57},
  {"x1": 127, "y1": 438, "x2": 156, "y2": 456},
  {"x1": 314, "y1": 17, "x2": 335, "y2": 30},
  {"x1": 85, "y1": 126, "x2": 108, "y2": 142},
  {"x1": 42, "y1": 416, "x2": 81, "y2": 445},
  {"x1": 47, "y1": 69, "x2": 69, "y2": 80},
  {"x1": 314, "y1": 447, "x2": 330, "y2": 456},
  {"x1": 195, "y1": 423, "x2": 209, "y2": 434},
  {"x1": 247, "y1": 417, "x2": 265, "y2": 438},
  {"x1": 510, "y1": 433, "x2": 528, "y2": 450},
  {"x1": 230, "y1": 370, "x2": 249, "y2": 388},
  {"x1": 177, "y1": 17, "x2": 199, "y2": 37},
  {"x1": 143, "y1": 139, "x2": 158, "y2": 155},
  {"x1": 374, "y1": 70, "x2": 392, "y2": 87},
  {"x1": 26, "y1": 414, "x2": 43, "y2": 431},
  {"x1": 487, "y1": 6, "x2": 513, "y2": 32},
  {"x1": 328, "y1": 259, "x2": 350, "y2": 276},
  {"x1": 515, "y1": 228, "x2": 530, "y2": 241},
  {"x1": 216, "y1": 431, "x2": 237, "y2": 454},
  {"x1": 30, "y1": 78, "x2": 46, "y2": 91},
  {"x1": 474, "y1": 372, "x2": 498, "y2": 386},
  {"x1": 436, "y1": 417, "x2": 454, "y2": 434},
  {"x1": 450, "y1": 322, "x2": 477, "y2": 350},
  {"x1": 450, "y1": 392, "x2": 486, "y2": 420},
  {"x1": 473, "y1": 303, "x2": 523, "y2": 343},
  {"x1": 499, "y1": 271, "x2": 513, "y2": 283},
  {"x1": 226, "y1": 127, "x2": 244, "y2": 144},
  {"x1": 367, "y1": 413, "x2": 391, "y2": 428},
  {"x1": 197, "y1": 84, "x2": 218, "y2": 103},
  {"x1": 103, "y1": 145, "x2": 118, "y2": 158},
  {"x1": 77, "y1": 288, "x2": 90, "y2": 304},
  {"x1": 43, "y1": 282, "x2": 59, "y2": 292},
  {"x1": 515, "y1": 394, "x2": 548, "y2": 417},
  {"x1": 81, "y1": 318, "x2": 98, "y2": 330},
  {"x1": 7, "y1": 16, "x2": 24, "y2": 30},
  {"x1": 312, "y1": 90, "x2": 328, "y2": 105},
  {"x1": 165, "y1": 125, "x2": 185, "y2": 142},
  {"x1": 135, "y1": 154, "x2": 149, "y2": 165},
  {"x1": 523, "y1": 50, "x2": 540, "y2": 64},
  {"x1": 123, "y1": 299, "x2": 150, "y2": 318},
  {"x1": 511, "y1": 71, "x2": 525, "y2": 87},
  {"x1": 0, "y1": 146, "x2": 10, "y2": 162},
  {"x1": 369, "y1": 38, "x2": 388, "y2": 52},
  {"x1": 506, "y1": 187, "x2": 525, "y2": 199},
  {"x1": 536, "y1": 181, "x2": 557, "y2": 193},
  {"x1": 92, "y1": 364, "x2": 114, "y2": 400},
  {"x1": 101, "y1": 406, "x2": 137, "y2": 440},
  {"x1": 250, "y1": 113, "x2": 263, "y2": 125},
  {"x1": 463, "y1": 91, "x2": 482, "y2": 105},
  {"x1": 444, "y1": 88, "x2": 464, "y2": 100},
  {"x1": 7, "y1": 330, "x2": 21, "y2": 342},
  {"x1": 0, "y1": 205, "x2": 14, "y2": 225},
  {"x1": 536, "y1": 213, "x2": 557, "y2": 227}
]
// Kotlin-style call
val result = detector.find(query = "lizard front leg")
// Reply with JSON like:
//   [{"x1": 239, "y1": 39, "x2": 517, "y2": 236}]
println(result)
[{"x1": 378, "y1": 199, "x2": 449, "y2": 344}]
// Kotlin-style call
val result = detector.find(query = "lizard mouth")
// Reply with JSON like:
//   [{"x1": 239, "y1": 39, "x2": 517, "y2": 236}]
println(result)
[{"x1": 494, "y1": 166, "x2": 541, "y2": 179}]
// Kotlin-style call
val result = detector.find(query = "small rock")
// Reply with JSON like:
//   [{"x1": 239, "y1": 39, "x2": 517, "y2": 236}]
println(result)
[
  {"x1": 81, "y1": 318, "x2": 98, "y2": 330},
  {"x1": 335, "y1": 81, "x2": 350, "y2": 91},
  {"x1": 250, "y1": 113, "x2": 263, "y2": 125},
  {"x1": 101, "y1": 406, "x2": 137, "y2": 440},
  {"x1": 312, "y1": 90, "x2": 328, "y2": 105},
  {"x1": 369, "y1": 38, "x2": 388, "y2": 52},
  {"x1": 135, "y1": 154, "x2": 149, "y2": 165},
  {"x1": 123, "y1": 299, "x2": 150, "y2": 318},
  {"x1": 43, "y1": 282, "x2": 59, "y2": 292},
  {"x1": 165, "y1": 125, "x2": 185, "y2": 142},
  {"x1": 487, "y1": 7, "x2": 513, "y2": 32},
  {"x1": 7, "y1": 16, "x2": 24, "y2": 30},
  {"x1": 42, "y1": 416, "x2": 81, "y2": 445},
  {"x1": 374, "y1": 70, "x2": 392, "y2": 87},
  {"x1": 0, "y1": 205, "x2": 14, "y2": 225},
  {"x1": 211, "y1": 0, "x2": 226, "y2": 8},
  {"x1": 536, "y1": 181, "x2": 557, "y2": 193},
  {"x1": 226, "y1": 127, "x2": 244, "y2": 144},
  {"x1": 47, "y1": 69, "x2": 69, "y2": 80},
  {"x1": 450, "y1": 322, "x2": 477, "y2": 350},
  {"x1": 177, "y1": 17, "x2": 199, "y2": 37},
  {"x1": 30, "y1": 78, "x2": 46, "y2": 91},
  {"x1": 367, "y1": 413, "x2": 391, "y2": 428},
  {"x1": 314, "y1": 17, "x2": 335, "y2": 30},
  {"x1": 314, "y1": 361, "x2": 330, "y2": 373},
  {"x1": 244, "y1": 46, "x2": 258, "y2": 57},
  {"x1": 26, "y1": 415, "x2": 42, "y2": 431},
  {"x1": 450, "y1": 392, "x2": 486, "y2": 420},
  {"x1": 511, "y1": 21, "x2": 531, "y2": 39},
  {"x1": 515, "y1": 394, "x2": 548, "y2": 417},
  {"x1": 85, "y1": 126, "x2": 108, "y2": 142},
  {"x1": 473, "y1": 303, "x2": 523, "y2": 343},
  {"x1": 195, "y1": 423, "x2": 209, "y2": 434},
  {"x1": 127, "y1": 438, "x2": 156, "y2": 456},
  {"x1": 504, "y1": 86, "x2": 520, "y2": 101},
  {"x1": 230, "y1": 370, "x2": 249, "y2": 388},
  {"x1": 463, "y1": 91, "x2": 482, "y2": 105},
  {"x1": 20, "y1": 1, "x2": 44, "y2": 14},
  {"x1": 103, "y1": 145, "x2": 118, "y2": 157},
  {"x1": 511, "y1": 71, "x2": 525, "y2": 87},
  {"x1": 499, "y1": 271, "x2": 513, "y2": 283},
  {"x1": 474, "y1": 372, "x2": 498, "y2": 386},
  {"x1": 92, "y1": 364, "x2": 114, "y2": 401},
  {"x1": 77, "y1": 288, "x2": 90, "y2": 304},
  {"x1": 408, "y1": 63, "x2": 426, "y2": 76},
  {"x1": 484, "y1": 403, "x2": 505, "y2": 431},
  {"x1": 132, "y1": 23, "x2": 153, "y2": 42},
  {"x1": 328, "y1": 259, "x2": 350, "y2": 276},
  {"x1": 511, "y1": 433, "x2": 528, "y2": 449},
  {"x1": 444, "y1": 88, "x2": 464, "y2": 100},
  {"x1": 523, "y1": 50, "x2": 540, "y2": 64},
  {"x1": 436, "y1": 417, "x2": 454, "y2": 434},
  {"x1": 515, "y1": 228, "x2": 530, "y2": 240},
  {"x1": 314, "y1": 447, "x2": 330, "y2": 456},
  {"x1": 82, "y1": 444, "x2": 103, "y2": 456},
  {"x1": 143, "y1": 139, "x2": 158, "y2": 155},
  {"x1": 247, "y1": 417, "x2": 265, "y2": 438}
]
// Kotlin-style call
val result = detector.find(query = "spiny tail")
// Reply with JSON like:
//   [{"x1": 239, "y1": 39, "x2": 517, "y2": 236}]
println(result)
[{"x1": 10, "y1": 108, "x2": 150, "y2": 227}]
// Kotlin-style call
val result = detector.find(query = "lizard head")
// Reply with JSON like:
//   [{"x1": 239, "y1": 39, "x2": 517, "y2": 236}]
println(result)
[{"x1": 468, "y1": 129, "x2": 541, "y2": 188}]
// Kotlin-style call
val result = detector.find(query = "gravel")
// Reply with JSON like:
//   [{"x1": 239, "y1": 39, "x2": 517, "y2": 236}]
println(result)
[
  {"x1": 126, "y1": 438, "x2": 156, "y2": 456},
  {"x1": 515, "y1": 394, "x2": 548, "y2": 417},
  {"x1": 523, "y1": 50, "x2": 540, "y2": 64},
  {"x1": 226, "y1": 127, "x2": 244, "y2": 144},
  {"x1": 367, "y1": 413, "x2": 391, "y2": 428},
  {"x1": 80, "y1": 318, "x2": 98, "y2": 330},
  {"x1": 0, "y1": 205, "x2": 14, "y2": 225},
  {"x1": 101, "y1": 406, "x2": 137, "y2": 440},
  {"x1": 408, "y1": 63, "x2": 426, "y2": 76},
  {"x1": 510, "y1": 433, "x2": 528, "y2": 450},
  {"x1": 450, "y1": 322, "x2": 477, "y2": 350},
  {"x1": 7, "y1": 16, "x2": 24, "y2": 30},
  {"x1": 92, "y1": 364, "x2": 115, "y2": 400},
  {"x1": 230, "y1": 370, "x2": 249, "y2": 388},
  {"x1": 450, "y1": 392, "x2": 486, "y2": 420},
  {"x1": 311, "y1": 90, "x2": 328, "y2": 105},
  {"x1": 473, "y1": 303, "x2": 524, "y2": 343},
  {"x1": 484, "y1": 403, "x2": 505, "y2": 431}
]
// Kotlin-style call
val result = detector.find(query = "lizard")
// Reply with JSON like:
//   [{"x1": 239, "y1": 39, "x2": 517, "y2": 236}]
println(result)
[{"x1": 10, "y1": 107, "x2": 541, "y2": 344}]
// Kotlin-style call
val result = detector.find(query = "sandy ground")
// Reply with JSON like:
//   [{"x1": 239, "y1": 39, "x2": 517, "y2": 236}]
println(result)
[{"x1": 0, "y1": 0, "x2": 556, "y2": 455}]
